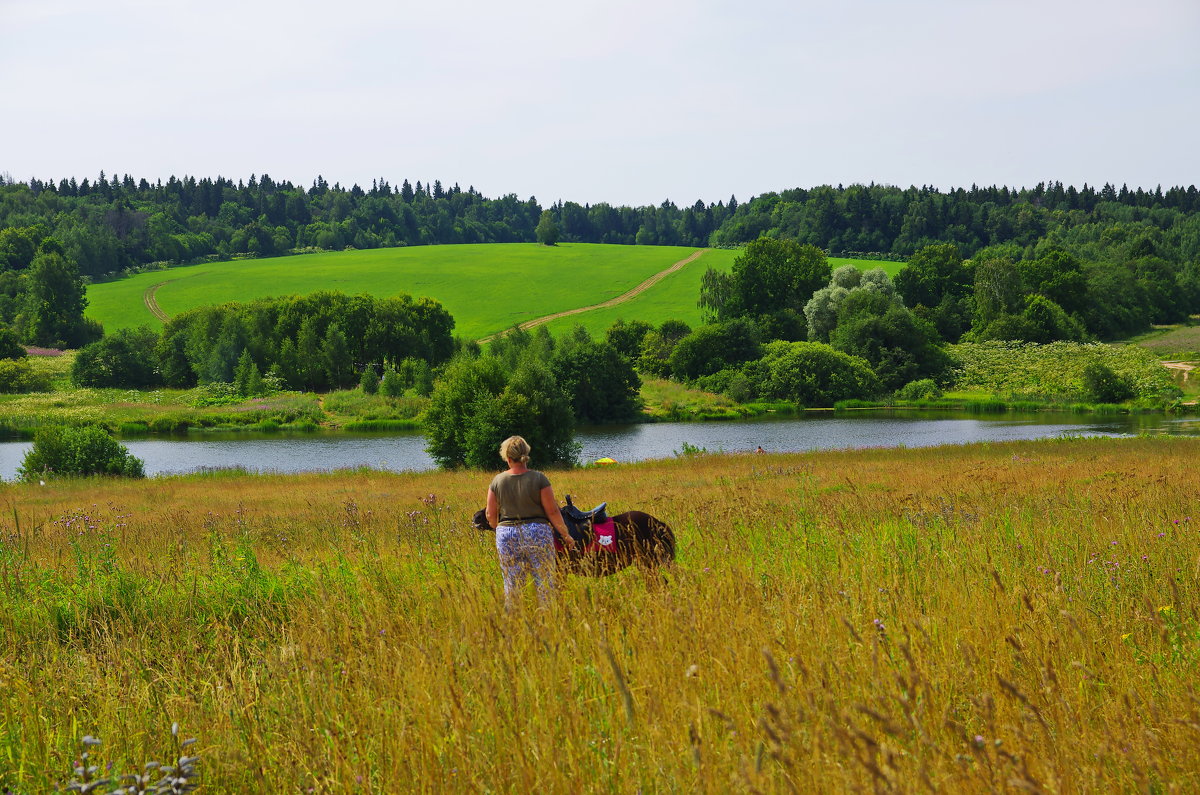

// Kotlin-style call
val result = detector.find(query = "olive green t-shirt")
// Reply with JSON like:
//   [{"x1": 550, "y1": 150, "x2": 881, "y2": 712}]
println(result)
[{"x1": 490, "y1": 470, "x2": 552, "y2": 525}]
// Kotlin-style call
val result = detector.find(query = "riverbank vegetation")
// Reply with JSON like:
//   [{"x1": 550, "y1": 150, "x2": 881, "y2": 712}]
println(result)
[
  {"x1": 423, "y1": 325, "x2": 641, "y2": 467},
  {"x1": 1, "y1": 437, "x2": 1197, "y2": 791},
  {"x1": 0, "y1": 350, "x2": 409, "y2": 438},
  {"x1": 0, "y1": 337, "x2": 1192, "y2": 444}
]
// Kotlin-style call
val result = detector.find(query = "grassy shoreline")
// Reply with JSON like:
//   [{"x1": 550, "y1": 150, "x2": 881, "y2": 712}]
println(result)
[
  {"x1": 3, "y1": 350, "x2": 1195, "y2": 441},
  {"x1": 2, "y1": 380, "x2": 1195, "y2": 442},
  {"x1": 833, "y1": 394, "x2": 1199, "y2": 415},
  {"x1": 1, "y1": 437, "x2": 1198, "y2": 791}
]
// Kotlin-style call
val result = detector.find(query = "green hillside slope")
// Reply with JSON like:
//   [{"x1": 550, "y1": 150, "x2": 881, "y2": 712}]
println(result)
[{"x1": 86, "y1": 244, "x2": 901, "y2": 341}]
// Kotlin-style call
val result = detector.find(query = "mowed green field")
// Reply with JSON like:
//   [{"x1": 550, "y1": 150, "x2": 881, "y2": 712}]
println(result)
[
  {"x1": 86, "y1": 244, "x2": 904, "y2": 341},
  {"x1": 537, "y1": 247, "x2": 736, "y2": 337},
  {"x1": 87, "y1": 244, "x2": 708, "y2": 340}
]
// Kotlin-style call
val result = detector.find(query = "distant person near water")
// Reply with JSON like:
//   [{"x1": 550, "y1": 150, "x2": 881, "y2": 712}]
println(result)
[{"x1": 485, "y1": 435, "x2": 575, "y2": 606}]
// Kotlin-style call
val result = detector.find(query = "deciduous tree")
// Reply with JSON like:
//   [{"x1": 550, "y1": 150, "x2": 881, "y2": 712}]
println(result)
[
  {"x1": 462, "y1": 359, "x2": 577, "y2": 469},
  {"x1": 72, "y1": 327, "x2": 162, "y2": 388},
  {"x1": 830, "y1": 291, "x2": 950, "y2": 390},
  {"x1": 745, "y1": 340, "x2": 881, "y2": 406},
  {"x1": 551, "y1": 330, "x2": 641, "y2": 423},
  {"x1": 535, "y1": 210, "x2": 560, "y2": 246},
  {"x1": 700, "y1": 237, "x2": 830, "y2": 339},
  {"x1": 669, "y1": 318, "x2": 762, "y2": 381},
  {"x1": 894, "y1": 243, "x2": 970, "y2": 310},
  {"x1": 24, "y1": 242, "x2": 97, "y2": 348}
]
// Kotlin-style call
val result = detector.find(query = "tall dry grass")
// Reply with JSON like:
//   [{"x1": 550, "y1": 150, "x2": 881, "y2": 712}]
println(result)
[{"x1": 1, "y1": 438, "x2": 1198, "y2": 792}]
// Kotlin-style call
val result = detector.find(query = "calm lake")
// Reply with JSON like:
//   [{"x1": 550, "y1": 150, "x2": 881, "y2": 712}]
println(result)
[{"x1": 2, "y1": 411, "x2": 1198, "y2": 480}]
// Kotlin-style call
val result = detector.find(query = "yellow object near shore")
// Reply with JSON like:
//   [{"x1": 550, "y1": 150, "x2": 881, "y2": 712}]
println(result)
[{"x1": 594, "y1": 457, "x2": 617, "y2": 465}]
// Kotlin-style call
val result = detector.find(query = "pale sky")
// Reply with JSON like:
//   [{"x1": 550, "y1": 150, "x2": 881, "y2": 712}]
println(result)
[{"x1": 2, "y1": 0, "x2": 1198, "y2": 206}]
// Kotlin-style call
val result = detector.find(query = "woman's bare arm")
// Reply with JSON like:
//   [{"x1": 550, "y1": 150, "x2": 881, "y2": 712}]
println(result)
[{"x1": 486, "y1": 487, "x2": 500, "y2": 529}]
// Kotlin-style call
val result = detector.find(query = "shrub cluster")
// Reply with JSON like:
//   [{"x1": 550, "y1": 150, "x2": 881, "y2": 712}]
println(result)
[
  {"x1": 0, "y1": 358, "x2": 52, "y2": 393},
  {"x1": 17, "y1": 424, "x2": 145, "y2": 480},
  {"x1": 424, "y1": 325, "x2": 638, "y2": 468},
  {"x1": 65, "y1": 290, "x2": 456, "y2": 395},
  {"x1": 156, "y1": 291, "x2": 454, "y2": 393}
]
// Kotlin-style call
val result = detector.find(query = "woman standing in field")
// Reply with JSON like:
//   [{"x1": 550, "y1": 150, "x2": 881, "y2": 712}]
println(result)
[{"x1": 486, "y1": 435, "x2": 575, "y2": 605}]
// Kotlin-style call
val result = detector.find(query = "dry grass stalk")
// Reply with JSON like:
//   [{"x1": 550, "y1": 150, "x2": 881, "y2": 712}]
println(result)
[{"x1": 0, "y1": 437, "x2": 1196, "y2": 791}]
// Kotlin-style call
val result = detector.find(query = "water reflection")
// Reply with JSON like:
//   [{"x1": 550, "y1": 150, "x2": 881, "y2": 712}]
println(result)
[
  {"x1": 575, "y1": 411, "x2": 1173, "y2": 462},
  {"x1": 0, "y1": 411, "x2": 1196, "y2": 480}
]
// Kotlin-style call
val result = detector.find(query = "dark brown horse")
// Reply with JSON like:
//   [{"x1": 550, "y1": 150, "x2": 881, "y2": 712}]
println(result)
[{"x1": 472, "y1": 501, "x2": 675, "y2": 576}]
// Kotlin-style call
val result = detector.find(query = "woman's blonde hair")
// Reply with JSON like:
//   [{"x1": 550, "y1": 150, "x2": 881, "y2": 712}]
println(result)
[{"x1": 499, "y1": 435, "x2": 531, "y2": 464}]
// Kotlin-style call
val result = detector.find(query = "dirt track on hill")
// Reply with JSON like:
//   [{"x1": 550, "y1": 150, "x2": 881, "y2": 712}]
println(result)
[
  {"x1": 143, "y1": 280, "x2": 173, "y2": 321},
  {"x1": 476, "y1": 249, "x2": 708, "y2": 343},
  {"x1": 143, "y1": 274, "x2": 209, "y2": 322}
]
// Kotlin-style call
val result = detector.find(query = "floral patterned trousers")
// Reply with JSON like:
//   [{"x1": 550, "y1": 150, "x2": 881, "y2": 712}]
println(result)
[{"x1": 495, "y1": 521, "x2": 557, "y2": 603}]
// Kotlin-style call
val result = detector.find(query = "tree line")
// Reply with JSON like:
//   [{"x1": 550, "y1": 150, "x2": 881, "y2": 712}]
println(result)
[
  {"x1": 0, "y1": 173, "x2": 735, "y2": 279},
  {"x1": 3, "y1": 175, "x2": 1199, "y2": 282},
  {"x1": 712, "y1": 182, "x2": 1200, "y2": 258}
]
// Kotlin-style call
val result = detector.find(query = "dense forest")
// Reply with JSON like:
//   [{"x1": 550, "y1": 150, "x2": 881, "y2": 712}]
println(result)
[{"x1": 2, "y1": 174, "x2": 1199, "y2": 280}]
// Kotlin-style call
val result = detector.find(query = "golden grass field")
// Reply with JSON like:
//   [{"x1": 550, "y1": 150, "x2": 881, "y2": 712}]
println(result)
[{"x1": 1, "y1": 437, "x2": 1198, "y2": 792}]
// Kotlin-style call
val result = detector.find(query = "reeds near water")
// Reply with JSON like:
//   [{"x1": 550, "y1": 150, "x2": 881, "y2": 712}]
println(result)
[{"x1": 1, "y1": 437, "x2": 1198, "y2": 792}]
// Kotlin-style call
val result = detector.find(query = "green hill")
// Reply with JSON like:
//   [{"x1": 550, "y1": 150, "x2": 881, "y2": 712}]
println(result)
[{"x1": 85, "y1": 244, "x2": 900, "y2": 340}]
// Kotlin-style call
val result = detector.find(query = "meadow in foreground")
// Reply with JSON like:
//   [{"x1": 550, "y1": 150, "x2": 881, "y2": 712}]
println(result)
[{"x1": 1, "y1": 438, "x2": 1198, "y2": 792}]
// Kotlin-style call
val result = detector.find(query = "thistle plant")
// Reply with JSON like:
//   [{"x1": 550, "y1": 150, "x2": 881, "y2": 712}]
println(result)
[{"x1": 62, "y1": 726, "x2": 199, "y2": 795}]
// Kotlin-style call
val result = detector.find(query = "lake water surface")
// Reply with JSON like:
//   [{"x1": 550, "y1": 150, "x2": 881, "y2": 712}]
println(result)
[{"x1": 2, "y1": 411, "x2": 1198, "y2": 480}]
